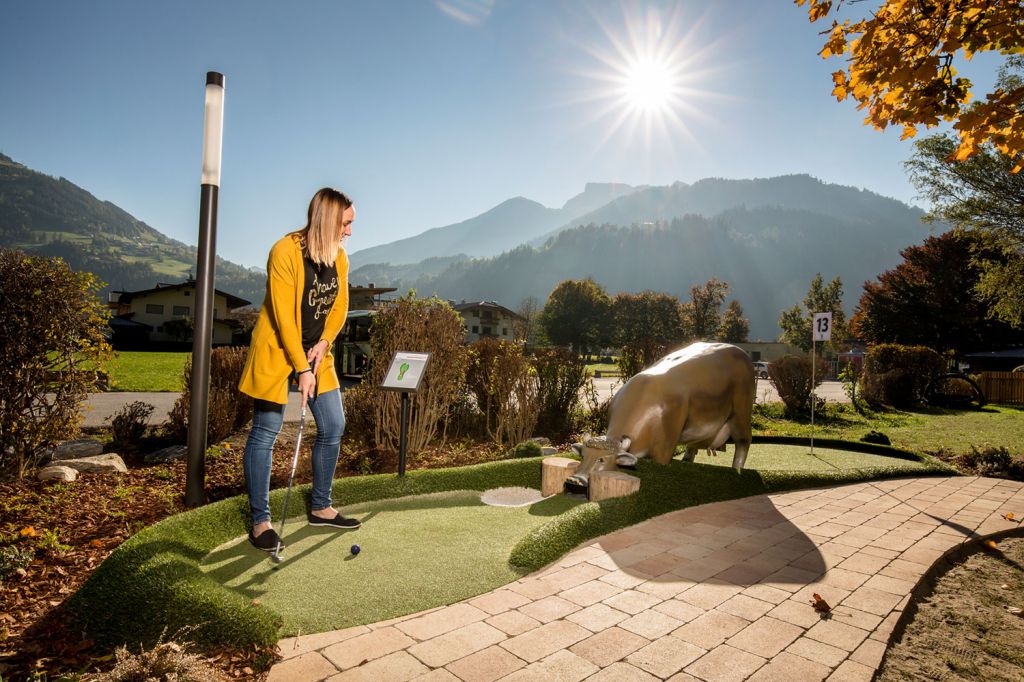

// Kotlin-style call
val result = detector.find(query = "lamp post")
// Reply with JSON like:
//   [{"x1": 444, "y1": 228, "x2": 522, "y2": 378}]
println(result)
[{"x1": 185, "y1": 71, "x2": 225, "y2": 507}]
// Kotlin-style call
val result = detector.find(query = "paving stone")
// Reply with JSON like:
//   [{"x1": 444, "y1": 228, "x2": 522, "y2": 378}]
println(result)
[
  {"x1": 785, "y1": 637, "x2": 851, "y2": 667},
  {"x1": 741, "y1": 584, "x2": 791, "y2": 605},
  {"x1": 603, "y1": 589, "x2": 663, "y2": 614},
  {"x1": 626, "y1": 637, "x2": 706, "y2": 678},
  {"x1": 600, "y1": 570, "x2": 648, "y2": 589},
  {"x1": 485, "y1": 610, "x2": 541, "y2": 637},
  {"x1": 326, "y1": 651, "x2": 428, "y2": 682},
  {"x1": 827, "y1": 659, "x2": 876, "y2": 681},
  {"x1": 672, "y1": 610, "x2": 750, "y2": 649},
  {"x1": 412, "y1": 670, "x2": 461, "y2": 682},
  {"x1": 517, "y1": 595, "x2": 581, "y2": 623},
  {"x1": 587, "y1": 662, "x2": 660, "y2": 681},
  {"x1": 468, "y1": 589, "x2": 531, "y2": 615},
  {"x1": 565, "y1": 603, "x2": 629, "y2": 632},
  {"x1": 717, "y1": 594, "x2": 775, "y2": 620},
  {"x1": 267, "y1": 651, "x2": 338, "y2": 681},
  {"x1": 829, "y1": 605, "x2": 884, "y2": 631},
  {"x1": 726, "y1": 617, "x2": 803, "y2": 658},
  {"x1": 862, "y1": 574, "x2": 916, "y2": 596},
  {"x1": 653, "y1": 598, "x2": 705, "y2": 624},
  {"x1": 746, "y1": 651, "x2": 830, "y2": 682},
  {"x1": 806, "y1": 618, "x2": 870, "y2": 651},
  {"x1": 444, "y1": 644, "x2": 525, "y2": 682},
  {"x1": 322, "y1": 627, "x2": 416, "y2": 670},
  {"x1": 636, "y1": 577, "x2": 690, "y2": 599},
  {"x1": 568, "y1": 626, "x2": 649, "y2": 667},
  {"x1": 498, "y1": 650, "x2": 598, "y2": 682},
  {"x1": 499, "y1": 619, "x2": 591, "y2": 663},
  {"x1": 397, "y1": 603, "x2": 489, "y2": 640},
  {"x1": 850, "y1": 637, "x2": 887, "y2": 669},
  {"x1": 618, "y1": 609, "x2": 686, "y2": 639},
  {"x1": 677, "y1": 580, "x2": 744, "y2": 610},
  {"x1": 279, "y1": 625, "x2": 371, "y2": 660},
  {"x1": 840, "y1": 586, "x2": 903, "y2": 616},
  {"x1": 559, "y1": 579, "x2": 621, "y2": 607},
  {"x1": 407, "y1": 621, "x2": 505, "y2": 668},
  {"x1": 684, "y1": 644, "x2": 766, "y2": 682}
]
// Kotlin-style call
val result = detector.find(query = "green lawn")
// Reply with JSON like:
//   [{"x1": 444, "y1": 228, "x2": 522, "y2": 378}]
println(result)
[
  {"x1": 753, "y1": 403, "x2": 1024, "y2": 459},
  {"x1": 105, "y1": 351, "x2": 188, "y2": 392}
]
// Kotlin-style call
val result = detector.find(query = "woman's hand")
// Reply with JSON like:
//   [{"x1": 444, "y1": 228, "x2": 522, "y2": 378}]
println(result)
[
  {"x1": 298, "y1": 370, "x2": 317, "y2": 408},
  {"x1": 306, "y1": 340, "x2": 329, "y2": 374}
]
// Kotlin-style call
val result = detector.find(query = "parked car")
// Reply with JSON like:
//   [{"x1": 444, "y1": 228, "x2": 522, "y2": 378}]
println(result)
[{"x1": 753, "y1": 361, "x2": 770, "y2": 379}]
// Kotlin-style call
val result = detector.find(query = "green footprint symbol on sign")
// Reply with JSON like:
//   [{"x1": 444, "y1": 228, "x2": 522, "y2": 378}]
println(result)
[{"x1": 397, "y1": 362, "x2": 410, "y2": 381}]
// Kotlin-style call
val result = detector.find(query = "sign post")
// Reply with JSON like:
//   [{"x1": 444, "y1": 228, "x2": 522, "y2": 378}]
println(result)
[
  {"x1": 381, "y1": 351, "x2": 430, "y2": 476},
  {"x1": 811, "y1": 312, "x2": 832, "y2": 456}
]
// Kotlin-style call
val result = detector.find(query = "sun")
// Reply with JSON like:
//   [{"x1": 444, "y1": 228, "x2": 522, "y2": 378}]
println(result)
[{"x1": 621, "y1": 56, "x2": 678, "y2": 115}]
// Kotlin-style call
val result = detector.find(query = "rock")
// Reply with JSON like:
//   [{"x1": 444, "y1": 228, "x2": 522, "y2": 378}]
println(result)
[
  {"x1": 39, "y1": 439, "x2": 105, "y2": 463},
  {"x1": 59, "y1": 454, "x2": 128, "y2": 474},
  {"x1": 540, "y1": 446, "x2": 558, "y2": 455},
  {"x1": 528, "y1": 437, "x2": 551, "y2": 446},
  {"x1": 144, "y1": 444, "x2": 188, "y2": 464},
  {"x1": 38, "y1": 466, "x2": 79, "y2": 482}
]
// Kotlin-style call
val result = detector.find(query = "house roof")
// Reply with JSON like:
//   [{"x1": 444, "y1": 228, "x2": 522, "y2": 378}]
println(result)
[
  {"x1": 350, "y1": 285, "x2": 397, "y2": 294},
  {"x1": 114, "y1": 281, "x2": 250, "y2": 309},
  {"x1": 109, "y1": 315, "x2": 153, "y2": 331},
  {"x1": 451, "y1": 300, "x2": 524, "y2": 321}
]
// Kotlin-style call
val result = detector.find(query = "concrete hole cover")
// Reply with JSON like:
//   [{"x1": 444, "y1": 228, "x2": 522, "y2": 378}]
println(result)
[{"x1": 480, "y1": 487, "x2": 544, "y2": 507}]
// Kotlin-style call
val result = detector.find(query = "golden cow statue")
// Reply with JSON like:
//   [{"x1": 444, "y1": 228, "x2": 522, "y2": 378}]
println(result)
[{"x1": 569, "y1": 342, "x2": 755, "y2": 488}]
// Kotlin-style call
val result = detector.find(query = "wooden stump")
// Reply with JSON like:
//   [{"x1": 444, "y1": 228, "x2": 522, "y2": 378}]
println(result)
[
  {"x1": 589, "y1": 470, "x2": 641, "y2": 502},
  {"x1": 541, "y1": 457, "x2": 579, "y2": 497}
]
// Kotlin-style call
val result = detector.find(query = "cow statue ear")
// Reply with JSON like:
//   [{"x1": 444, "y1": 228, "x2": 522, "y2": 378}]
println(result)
[
  {"x1": 571, "y1": 443, "x2": 583, "y2": 456},
  {"x1": 619, "y1": 436, "x2": 632, "y2": 451}
]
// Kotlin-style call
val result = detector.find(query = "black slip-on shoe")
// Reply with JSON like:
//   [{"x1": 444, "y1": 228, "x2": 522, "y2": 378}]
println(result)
[
  {"x1": 307, "y1": 512, "x2": 361, "y2": 529},
  {"x1": 248, "y1": 528, "x2": 284, "y2": 552}
]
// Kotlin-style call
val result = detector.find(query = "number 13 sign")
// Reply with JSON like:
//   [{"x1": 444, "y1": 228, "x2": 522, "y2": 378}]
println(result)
[{"x1": 813, "y1": 312, "x2": 833, "y2": 341}]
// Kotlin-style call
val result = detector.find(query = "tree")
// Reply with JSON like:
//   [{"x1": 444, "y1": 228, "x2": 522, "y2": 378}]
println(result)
[
  {"x1": 851, "y1": 231, "x2": 1024, "y2": 354},
  {"x1": 799, "y1": 0, "x2": 1024, "y2": 164},
  {"x1": 612, "y1": 290, "x2": 687, "y2": 377},
  {"x1": 539, "y1": 278, "x2": 612, "y2": 354},
  {"x1": 718, "y1": 300, "x2": 750, "y2": 343},
  {"x1": 905, "y1": 58, "x2": 1024, "y2": 327},
  {"x1": 684, "y1": 278, "x2": 730, "y2": 341},
  {"x1": 778, "y1": 273, "x2": 847, "y2": 352},
  {"x1": 0, "y1": 249, "x2": 111, "y2": 478},
  {"x1": 514, "y1": 295, "x2": 543, "y2": 346}
]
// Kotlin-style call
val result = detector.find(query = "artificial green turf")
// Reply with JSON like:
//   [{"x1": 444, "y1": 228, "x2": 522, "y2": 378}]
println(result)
[
  {"x1": 687, "y1": 443, "x2": 931, "y2": 472},
  {"x1": 70, "y1": 443, "x2": 953, "y2": 651},
  {"x1": 200, "y1": 491, "x2": 580, "y2": 635}
]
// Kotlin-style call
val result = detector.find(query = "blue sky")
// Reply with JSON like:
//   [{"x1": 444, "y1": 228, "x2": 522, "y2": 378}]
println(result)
[{"x1": 0, "y1": 0, "x2": 1001, "y2": 269}]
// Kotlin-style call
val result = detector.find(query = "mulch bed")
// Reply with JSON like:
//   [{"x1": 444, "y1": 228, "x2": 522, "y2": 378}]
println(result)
[{"x1": 0, "y1": 426, "x2": 506, "y2": 680}]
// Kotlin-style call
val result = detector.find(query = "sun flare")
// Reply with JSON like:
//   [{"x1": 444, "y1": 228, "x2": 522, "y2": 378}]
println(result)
[{"x1": 621, "y1": 57, "x2": 677, "y2": 114}]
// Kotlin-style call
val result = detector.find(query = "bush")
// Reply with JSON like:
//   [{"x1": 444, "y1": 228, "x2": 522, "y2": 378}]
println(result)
[
  {"x1": 340, "y1": 382, "x2": 377, "y2": 446},
  {"x1": 0, "y1": 249, "x2": 111, "y2": 479},
  {"x1": 767, "y1": 355, "x2": 825, "y2": 416},
  {"x1": 108, "y1": 401, "x2": 155, "y2": 453},
  {"x1": 363, "y1": 295, "x2": 469, "y2": 454},
  {"x1": 860, "y1": 430, "x2": 891, "y2": 445},
  {"x1": 92, "y1": 636, "x2": 227, "y2": 682},
  {"x1": 510, "y1": 441, "x2": 543, "y2": 458},
  {"x1": 166, "y1": 347, "x2": 252, "y2": 444},
  {"x1": 0, "y1": 544, "x2": 34, "y2": 584},
  {"x1": 861, "y1": 344, "x2": 945, "y2": 408},
  {"x1": 533, "y1": 347, "x2": 588, "y2": 442},
  {"x1": 959, "y1": 445, "x2": 1020, "y2": 478},
  {"x1": 465, "y1": 338, "x2": 505, "y2": 435}
]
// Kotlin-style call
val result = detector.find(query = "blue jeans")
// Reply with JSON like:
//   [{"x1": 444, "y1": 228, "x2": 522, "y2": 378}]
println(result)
[{"x1": 243, "y1": 389, "x2": 345, "y2": 525}]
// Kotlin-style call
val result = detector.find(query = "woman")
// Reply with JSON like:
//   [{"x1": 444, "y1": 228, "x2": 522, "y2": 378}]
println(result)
[{"x1": 238, "y1": 187, "x2": 360, "y2": 552}]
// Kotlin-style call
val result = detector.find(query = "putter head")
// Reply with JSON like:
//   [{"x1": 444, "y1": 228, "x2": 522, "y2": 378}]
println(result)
[{"x1": 270, "y1": 542, "x2": 284, "y2": 564}]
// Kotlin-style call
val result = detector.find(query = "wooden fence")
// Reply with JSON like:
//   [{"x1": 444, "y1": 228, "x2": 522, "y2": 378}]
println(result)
[{"x1": 977, "y1": 372, "x2": 1024, "y2": 405}]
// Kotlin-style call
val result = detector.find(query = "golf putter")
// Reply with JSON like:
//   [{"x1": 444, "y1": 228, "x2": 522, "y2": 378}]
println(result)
[{"x1": 271, "y1": 400, "x2": 308, "y2": 564}]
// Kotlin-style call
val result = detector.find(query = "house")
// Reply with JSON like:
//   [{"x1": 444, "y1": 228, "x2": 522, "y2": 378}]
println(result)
[
  {"x1": 452, "y1": 300, "x2": 523, "y2": 342},
  {"x1": 961, "y1": 348, "x2": 1024, "y2": 373},
  {"x1": 108, "y1": 280, "x2": 250, "y2": 347},
  {"x1": 732, "y1": 341, "x2": 805, "y2": 363},
  {"x1": 349, "y1": 282, "x2": 397, "y2": 310}
]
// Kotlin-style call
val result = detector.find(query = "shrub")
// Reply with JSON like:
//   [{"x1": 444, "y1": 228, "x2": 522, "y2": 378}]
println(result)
[
  {"x1": 533, "y1": 347, "x2": 588, "y2": 442},
  {"x1": 959, "y1": 445, "x2": 1020, "y2": 479},
  {"x1": 167, "y1": 347, "x2": 252, "y2": 444},
  {"x1": 0, "y1": 249, "x2": 111, "y2": 479},
  {"x1": 92, "y1": 635, "x2": 227, "y2": 682},
  {"x1": 108, "y1": 401, "x2": 155, "y2": 453},
  {"x1": 861, "y1": 344, "x2": 945, "y2": 408},
  {"x1": 0, "y1": 545, "x2": 34, "y2": 584},
  {"x1": 340, "y1": 382, "x2": 377, "y2": 446},
  {"x1": 510, "y1": 441, "x2": 543, "y2": 458},
  {"x1": 483, "y1": 341, "x2": 541, "y2": 447},
  {"x1": 767, "y1": 355, "x2": 825, "y2": 416},
  {"x1": 860, "y1": 430, "x2": 891, "y2": 445},
  {"x1": 465, "y1": 338, "x2": 505, "y2": 435},
  {"x1": 364, "y1": 295, "x2": 469, "y2": 454}
]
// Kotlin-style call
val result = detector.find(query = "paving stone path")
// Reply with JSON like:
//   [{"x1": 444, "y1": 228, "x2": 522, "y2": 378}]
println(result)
[{"x1": 268, "y1": 476, "x2": 1024, "y2": 681}]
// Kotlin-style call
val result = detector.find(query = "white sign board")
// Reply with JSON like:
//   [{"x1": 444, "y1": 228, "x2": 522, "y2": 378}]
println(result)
[
  {"x1": 813, "y1": 312, "x2": 833, "y2": 341},
  {"x1": 381, "y1": 352, "x2": 430, "y2": 392}
]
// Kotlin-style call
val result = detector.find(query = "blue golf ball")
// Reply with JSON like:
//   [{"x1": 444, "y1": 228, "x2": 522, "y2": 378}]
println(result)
[{"x1": 351, "y1": 544, "x2": 361, "y2": 555}]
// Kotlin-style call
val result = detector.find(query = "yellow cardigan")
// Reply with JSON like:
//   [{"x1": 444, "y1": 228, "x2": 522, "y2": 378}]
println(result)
[{"x1": 238, "y1": 233, "x2": 350, "y2": 404}]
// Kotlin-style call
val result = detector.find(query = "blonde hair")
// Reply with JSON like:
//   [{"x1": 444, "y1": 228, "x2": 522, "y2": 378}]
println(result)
[{"x1": 293, "y1": 187, "x2": 353, "y2": 266}]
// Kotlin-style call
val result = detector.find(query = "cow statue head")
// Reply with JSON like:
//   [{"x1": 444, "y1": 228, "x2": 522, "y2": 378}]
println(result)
[{"x1": 567, "y1": 434, "x2": 633, "y2": 488}]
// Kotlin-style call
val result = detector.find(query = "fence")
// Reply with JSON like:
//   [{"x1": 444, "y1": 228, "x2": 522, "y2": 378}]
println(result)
[{"x1": 977, "y1": 372, "x2": 1024, "y2": 405}]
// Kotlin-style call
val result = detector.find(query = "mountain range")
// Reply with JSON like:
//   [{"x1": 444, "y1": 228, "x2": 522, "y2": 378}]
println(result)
[{"x1": 1, "y1": 152, "x2": 935, "y2": 339}]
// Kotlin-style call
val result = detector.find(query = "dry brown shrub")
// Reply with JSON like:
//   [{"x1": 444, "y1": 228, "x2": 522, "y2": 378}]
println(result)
[
  {"x1": 485, "y1": 341, "x2": 541, "y2": 447},
  {"x1": 166, "y1": 347, "x2": 252, "y2": 444}
]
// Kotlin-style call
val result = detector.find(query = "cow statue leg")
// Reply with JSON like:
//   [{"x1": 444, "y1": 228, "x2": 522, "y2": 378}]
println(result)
[
  {"x1": 729, "y1": 386, "x2": 755, "y2": 470},
  {"x1": 681, "y1": 445, "x2": 698, "y2": 462}
]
